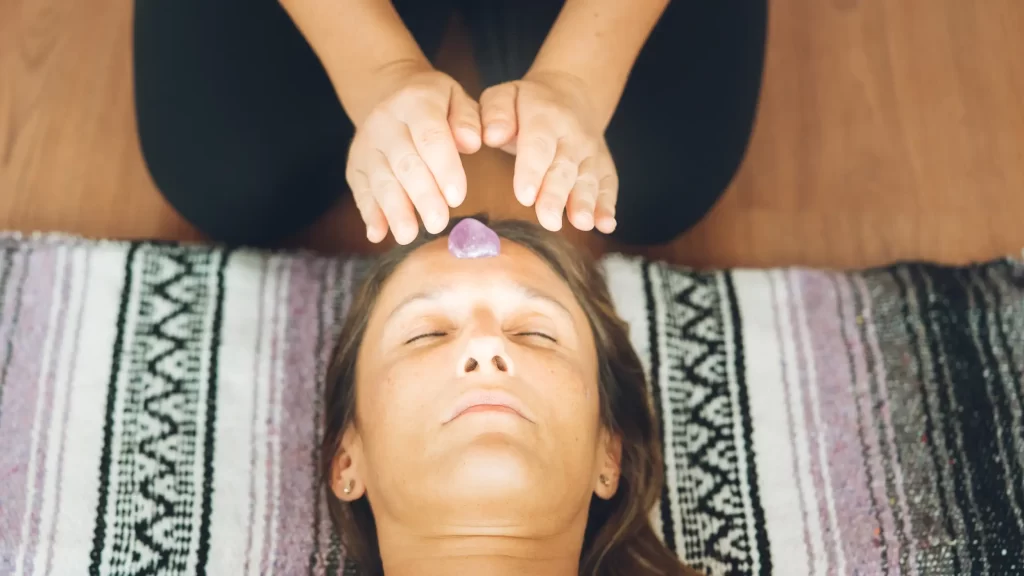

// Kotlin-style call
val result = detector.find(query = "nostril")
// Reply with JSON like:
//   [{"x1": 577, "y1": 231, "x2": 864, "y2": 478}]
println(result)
[
  {"x1": 464, "y1": 357, "x2": 479, "y2": 372},
  {"x1": 492, "y1": 355, "x2": 507, "y2": 372}
]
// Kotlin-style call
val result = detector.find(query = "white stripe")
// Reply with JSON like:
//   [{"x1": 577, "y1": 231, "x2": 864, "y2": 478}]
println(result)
[
  {"x1": 47, "y1": 244, "x2": 130, "y2": 575},
  {"x1": 789, "y1": 272, "x2": 847, "y2": 574},
  {"x1": 246, "y1": 256, "x2": 283, "y2": 575},
  {"x1": 183, "y1": 249, "x2": 226, "y2": 574},
  {"x1": 206, "y1": 251, "x2": 269, "y2": 574},
  {"x1": 772, "y1": 270, "x2": 827, "y2": 575},
  {"x1": 14, "y1": 246, "x2": 68, "y2": 576},
  {"x1": 716, "y1": 272, "x2": 761, "y2": 573},
  {"x1": 99, "y1": 247, "x2": 145, "y2": 574},
  {"x1": 601, "y1": 254, "x2": 653, "y2": 385},
  {"x1": 33, "y1": 247, "x2": 88, "y2": 575},
  {"x1": 731, "y1": 270, "x2": 813, "y2": 575},
  {"x1": 265, "y1": 259, "x2": 291, "y2": 570}
]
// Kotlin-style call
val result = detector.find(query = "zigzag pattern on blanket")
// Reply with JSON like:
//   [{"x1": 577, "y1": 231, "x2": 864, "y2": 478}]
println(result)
[{"x1": 0, "y1": 237, "x2": 1022, "y2": 575}]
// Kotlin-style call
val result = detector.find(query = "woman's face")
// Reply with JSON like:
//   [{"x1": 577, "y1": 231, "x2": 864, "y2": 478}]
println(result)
[{"x1": 336, "y1": 237, "x2": 620, "y2": 536}]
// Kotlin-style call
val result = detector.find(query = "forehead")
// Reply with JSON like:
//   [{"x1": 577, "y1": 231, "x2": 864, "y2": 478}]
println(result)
[{"x1": 374, "y1": 238, "x2": 579, "y2": 315}]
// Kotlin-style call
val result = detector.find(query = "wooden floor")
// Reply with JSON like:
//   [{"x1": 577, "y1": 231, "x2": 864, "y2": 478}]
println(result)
[{"x1": 2, "y1": 0, "x2": 1022, "y2": 269}]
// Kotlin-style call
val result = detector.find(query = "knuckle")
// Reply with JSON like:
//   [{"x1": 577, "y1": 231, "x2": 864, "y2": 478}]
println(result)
[
  {"x1": 415, "y1": 126, "x2": 451, "y2": 148},
  {"x1": 550, "y1": 158, "x2": 577, "y2": 178},
  {"x1": 395, "y1": 84, "x2": 435, "y2": 104},
  {"x1": 393, "y1": 153, "x2": 422, "y2": 177},
  {"x1": 523, "y1": 135, "x2": 554, "y2": 156}
]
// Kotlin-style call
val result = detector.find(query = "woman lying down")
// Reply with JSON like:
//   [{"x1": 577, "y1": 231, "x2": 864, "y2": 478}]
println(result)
[{"x1": 321, "y1": 216, "x2": 700, "y2": 576}]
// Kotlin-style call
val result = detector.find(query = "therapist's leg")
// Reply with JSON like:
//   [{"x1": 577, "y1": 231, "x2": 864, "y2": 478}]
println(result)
[
  {"x1": 134, "y1": 0, "x2": 453, "y2": 245},
  {"x1": 461, "y1": 0, "x2": 767, "y2": 246}
]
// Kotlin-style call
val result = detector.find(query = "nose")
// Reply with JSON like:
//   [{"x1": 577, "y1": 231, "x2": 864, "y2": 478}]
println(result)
[{"x1": 457, "y1": 335, "x2": 515, "y2": 377}]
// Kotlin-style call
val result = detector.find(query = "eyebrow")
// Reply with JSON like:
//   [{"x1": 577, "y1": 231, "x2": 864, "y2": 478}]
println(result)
[{"x1": 384, "y1": 283, "x2": 575, "y2": 324}]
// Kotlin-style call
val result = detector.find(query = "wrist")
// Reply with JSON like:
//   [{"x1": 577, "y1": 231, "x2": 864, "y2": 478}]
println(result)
[
  {"x1": 340, "y1": 57, "x2": 434, "y2": 126},
  {"x1": 523, "y1": 67, "x2": 613, "y2": 132}
]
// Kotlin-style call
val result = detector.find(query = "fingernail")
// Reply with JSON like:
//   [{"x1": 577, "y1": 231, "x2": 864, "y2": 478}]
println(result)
[
  {"x1": 444, "y1": 185, "x2": 460, "y2": 206},
  {"x1": 575, "y1": 211, "x2": 594, "y2": 230},
  {"x1": 366, "y1": 226, "x2": 380, "y2": 242},
  {"x1": 458, "y1": 126, "x2": 481, "y2": 146},
  {"x1": 521, "y1": 185, "x2": 537, "y2": 206},
  {"x1": 485, "y1": 124, "x2": 506, "y2": 142}
]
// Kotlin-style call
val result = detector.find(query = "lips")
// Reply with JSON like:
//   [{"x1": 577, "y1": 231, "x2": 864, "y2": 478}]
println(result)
[{"x1": 444, "y1": 389, "x2": 533, "y2": 424}]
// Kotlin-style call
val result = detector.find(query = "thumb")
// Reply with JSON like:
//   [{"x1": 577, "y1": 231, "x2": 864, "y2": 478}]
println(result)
[
  {"x1": 480, "y1": 83, "x2": 518, "y2": 149},
  {"x1": 448, "y1": 86, "x2": 482, "y2": 154}
]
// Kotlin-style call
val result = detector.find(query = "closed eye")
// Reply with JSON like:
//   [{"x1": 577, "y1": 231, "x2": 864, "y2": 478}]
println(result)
[
  {"x1": 404, "y1": 331, "x2": 448, "y2": 344},
  {"x1": 516, "y1": 331, "x2": 557, "y2": 343}
]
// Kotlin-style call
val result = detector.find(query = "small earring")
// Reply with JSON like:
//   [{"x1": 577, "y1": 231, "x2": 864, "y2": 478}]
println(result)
[
  {"x1": 342, "y1": 479, "x2": 354, "y2": 495},
  {"x1": 599, "y1": 474, "x2": 611, "y2": 487}
]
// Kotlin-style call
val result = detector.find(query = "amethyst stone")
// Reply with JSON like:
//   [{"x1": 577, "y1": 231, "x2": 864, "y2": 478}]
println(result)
[{"x1": 448, "y1": 218, "x2": 500, "y2": 259}]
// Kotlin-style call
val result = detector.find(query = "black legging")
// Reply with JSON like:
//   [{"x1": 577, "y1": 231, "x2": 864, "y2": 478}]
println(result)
[{"x1": 133, "y1": 0, "x2": 766, "y2": 247}]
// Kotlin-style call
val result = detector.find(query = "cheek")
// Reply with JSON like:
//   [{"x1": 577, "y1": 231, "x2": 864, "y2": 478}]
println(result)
[
  {"x1": 520, "y1": 353, "x2": 600, "y2": 417},
  {"x1": 358, "y1": 355, "x2": 448, "y2": 432}
]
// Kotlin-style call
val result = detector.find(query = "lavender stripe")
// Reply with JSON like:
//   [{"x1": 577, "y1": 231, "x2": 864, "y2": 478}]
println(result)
[
  {"x1": 837, "y1": 273, "x2": 901, "y2": 571},
  {"x1": 18, "y1": 246, "x2": 73, "y2": 575},
  {"x1": 854, "y1": 274, "x2": 919, "y2": 574},
  {"x1": 0, "y1": 247, "x2": 55, "y2": 572},
  {"x1": 785, "y1": 270, "x2": 840, "y2": 574},
  {"x1": 320, "y1": 259, "x2": 352, "y2": 574},
  {"x1": 0, "y1": 247, "x2": 35, "y2": 575},
  {"x1": 244, "y1": 257, "x2": 271, "y2": 574},
  {"x1": 309, "y1": 257, "x2": 340, "y2": 576},
  {"x1": 44, "y1": 249, "x2": 92, "y2": 576},
  {"x1": 798, "y1": 271, "x2": 879, "y2": 570},
  {"x1": 768, "y1": 273, "x2": 816, "y2": 575},
  {"x1": 272, "y1": 257, "x2": 328, "y2": 573}
]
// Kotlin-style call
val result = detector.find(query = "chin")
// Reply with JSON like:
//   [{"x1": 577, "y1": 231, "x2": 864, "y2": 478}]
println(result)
[{"x1": 441, "y1": 445, "x2": 536, "y2": 497}]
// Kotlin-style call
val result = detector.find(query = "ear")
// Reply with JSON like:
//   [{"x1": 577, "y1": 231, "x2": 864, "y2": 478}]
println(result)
[
  {"x1": 594, "y1": 429, "x2": 623, "y2": 500},
  {"x1": 330, "y1": 426, "x2": 367, "y2": 502}
]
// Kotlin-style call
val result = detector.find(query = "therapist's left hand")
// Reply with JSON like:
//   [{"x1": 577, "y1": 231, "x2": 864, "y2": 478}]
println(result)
[{"x1": 479, "y1": 70, "x2": 618, "y2": 234}]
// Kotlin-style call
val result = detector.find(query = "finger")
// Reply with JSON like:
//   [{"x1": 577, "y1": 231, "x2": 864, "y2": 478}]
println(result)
[
  {"x1": 534, "y1": 141, "x2": 581, "y2": 232},
  {"x1": 593, "y1": 155, "x2": 619, "y2": 234},
  {"x1": 565, "y1": 156, "x2": 600, "y2": 231},
  {"x1": 346, "y1": 165, "x2": 389, "y2": 243},
  {"x1": 480, "y1": 83, "x2": 518, "y2": 149},
  {"x1": 449, "y1": 85, "x2": 482, "y2": 154},
  {"x1": 379, "y1": 124, "x2": 450, "y2": 234},
  {"x1": 405, "y1": 109, "x2": 467, "y2": 208},
  {"x1": 513, "y1": 120, "x2": 558, "y2": 207},
  {"x1": 367, "y1": 149, "x2": 419, "y2": 245}
]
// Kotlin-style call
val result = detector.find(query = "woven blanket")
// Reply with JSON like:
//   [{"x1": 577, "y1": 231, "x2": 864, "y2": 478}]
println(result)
[{"x1": 1, "y1": 236, "x2": 1022, "y2": 576}]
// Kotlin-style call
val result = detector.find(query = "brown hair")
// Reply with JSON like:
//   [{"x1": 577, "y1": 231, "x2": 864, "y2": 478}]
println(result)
[{"x1": 321, "y1": 215, "x2": 699, "y2": 575}]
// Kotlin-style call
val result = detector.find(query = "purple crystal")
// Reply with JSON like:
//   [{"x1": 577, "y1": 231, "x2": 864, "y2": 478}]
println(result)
[{"x1": 448, "y1": 218, "x2": 500, "y2": 259}]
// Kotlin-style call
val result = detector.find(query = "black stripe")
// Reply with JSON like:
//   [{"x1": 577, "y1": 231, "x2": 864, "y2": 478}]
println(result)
[
  {"x1": 642, "y1": 260, "x2": 677, "y2": 554},
  {"x1": 0, "y1": 246, "x2": 26, "y2": 422},
  {"x1": 954, "y1": 266, "x2": 1024, "y2": 570},
  {"x1": 893, "y1": 266, "x2": 962, "y2": 573},
  {"x1": 90, "y1": 242, "x2": 139, "y2": 575},
  {"x1": 829, "y1": 274, "x2": 888, "y2": 573},
  {"x1": 195, "y1": 247, "x2": 233, "y2": 574},
  {"x1": 910, "y1": 264, "x2": 981, "y2": 571},
  {"x1": 986, "y1": 263, "x2": 1024, "y2": 522},
  {"x1": 722, "y1": 272, "x2": 772, "y2": 575}
]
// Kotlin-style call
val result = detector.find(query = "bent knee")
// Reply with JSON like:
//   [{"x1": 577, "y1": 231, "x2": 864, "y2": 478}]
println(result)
[{"x1": 139, "y1": 132, "x2": 341, "y2": 246}]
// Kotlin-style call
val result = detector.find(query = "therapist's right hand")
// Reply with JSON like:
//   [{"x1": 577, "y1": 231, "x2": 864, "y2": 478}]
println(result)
[{"x1": 347, "y1": 64, "x2": 482, "y2": 245}]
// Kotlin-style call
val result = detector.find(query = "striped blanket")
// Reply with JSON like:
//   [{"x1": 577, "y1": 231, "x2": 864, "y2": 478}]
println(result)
[{"x1": 0, "y1": 236, "x2": 1022, "y2": 576}]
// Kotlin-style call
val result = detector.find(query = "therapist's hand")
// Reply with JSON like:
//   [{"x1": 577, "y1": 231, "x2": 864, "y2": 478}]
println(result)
[
  {"x1": 347, "y1": 64, "x2": 482, "y2": 245},
  {"x1": 479, "y1": 70, "x2": 618, "y2": 234}
]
